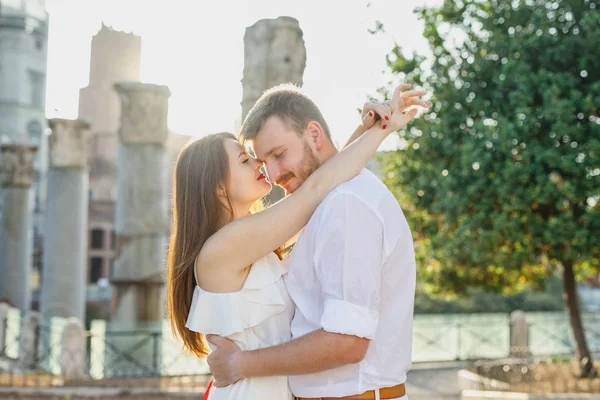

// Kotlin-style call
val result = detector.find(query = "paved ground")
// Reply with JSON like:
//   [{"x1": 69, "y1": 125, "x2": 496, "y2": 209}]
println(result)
[
  {"x1": 405, "y1": 361, "x2": 465, "y2": 400},
  {"x1": 0, "y1": 362, "x2": 466, "y2": 399}
]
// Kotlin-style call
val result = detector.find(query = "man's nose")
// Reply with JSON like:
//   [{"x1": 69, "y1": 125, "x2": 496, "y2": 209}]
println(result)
[{"x1": 265, "y1": 162, "x2": 280, "y2": 182}]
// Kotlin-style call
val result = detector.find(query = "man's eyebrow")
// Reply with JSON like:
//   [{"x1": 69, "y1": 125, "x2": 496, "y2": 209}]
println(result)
[
  {"x1": 264, "y1": 146, "x2": 283, "y2": 157},
  {"x1": 256, "y1": 145, "x2": 283, "y2": 163}
]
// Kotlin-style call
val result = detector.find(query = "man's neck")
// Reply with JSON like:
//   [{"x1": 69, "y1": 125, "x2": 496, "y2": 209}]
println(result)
[{"x1": 318, "y1": 143, "x2": 338, "y2": 164}]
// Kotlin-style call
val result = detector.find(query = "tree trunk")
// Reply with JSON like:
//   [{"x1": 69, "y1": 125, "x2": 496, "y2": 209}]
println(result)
[{"x1": 563, "y1": 260, "x2": 596, "y2": 377}]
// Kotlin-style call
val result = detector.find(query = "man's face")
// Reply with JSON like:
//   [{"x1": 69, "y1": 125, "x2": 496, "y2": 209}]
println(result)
[{"x1": 252, "y1": 116, "x2": 321, "y2": 195}]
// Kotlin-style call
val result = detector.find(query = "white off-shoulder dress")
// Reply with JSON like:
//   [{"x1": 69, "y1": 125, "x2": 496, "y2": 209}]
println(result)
[{"x1": 186, "y1": 252, "x2": 294, "y2": 400}]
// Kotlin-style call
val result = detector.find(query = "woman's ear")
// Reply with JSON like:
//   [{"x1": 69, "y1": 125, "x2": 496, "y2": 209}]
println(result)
[{"x1": 216, "y1": 183, "x2": 227, "y2": 199}]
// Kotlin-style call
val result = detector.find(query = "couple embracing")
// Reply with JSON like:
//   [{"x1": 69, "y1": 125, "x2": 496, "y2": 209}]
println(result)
[{"x1": 167, "y1": 83, "x2": 430, "y2": 400}]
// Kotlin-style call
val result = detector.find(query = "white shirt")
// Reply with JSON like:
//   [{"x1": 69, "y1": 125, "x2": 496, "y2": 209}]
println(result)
[{"x1": 284, "y1": 169, "x2": 416, "y2": 398}]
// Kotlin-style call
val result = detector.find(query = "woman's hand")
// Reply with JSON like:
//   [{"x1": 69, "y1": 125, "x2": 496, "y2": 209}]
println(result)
[
  {"x1": 361, "y1": 101, "x2": 393, "y2": 129},
  {"x1": 361, "y1": 83, "x2": 430, "y2": 131},
  {"x1": 344, "y1": 83, "x2": 430, "y2": 149},
  {"x1": 384, "y1": 84, "x2": 430, "y2": 132}
]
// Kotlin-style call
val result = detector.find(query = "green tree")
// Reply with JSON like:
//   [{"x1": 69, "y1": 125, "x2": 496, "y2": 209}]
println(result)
[{"x1": 378, "y1": 0, "x2": 600, "y2": 375}]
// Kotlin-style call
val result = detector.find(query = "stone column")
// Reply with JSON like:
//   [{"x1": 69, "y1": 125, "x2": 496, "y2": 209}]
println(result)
[
  {"x1": 242, "y1": 16, "x2": 306, "y2": 203},
  {"x1": 0, "y1": 302, "x2": 9, "y2": 356},
  {"x1": 40, "y1": 119, "x2": 90, "y2": 322},
  {"x1": 104, "y1": 83, "x2": 170, "y2": 377},
  {"x1": 111, "y1": 82, "x2": 170, "y2": 330},
  {"x1": 19, "y1": 311, "x2": 41, "y2": 369},
  {"x1": 242, "y1": 16, "x2": 307, "y2": 120},
  {"x1": 61, "y1": 318, "x2": 86, "y2": 381},
  {"x1": 509, "y1": 310, "x2": 530, "y2": 357},
  {"x1": 0, "y1": 144, "x2": 37, "y2": 311}
]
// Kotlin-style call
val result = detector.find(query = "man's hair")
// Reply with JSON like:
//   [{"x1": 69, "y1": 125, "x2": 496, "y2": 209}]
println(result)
[{"x1": 240, "y1": 84, "x2": 331, "y2": 144}]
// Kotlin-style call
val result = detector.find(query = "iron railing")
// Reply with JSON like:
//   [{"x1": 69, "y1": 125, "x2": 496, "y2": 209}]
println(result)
[
  {"x1": 1, "y1": 316, "x2": 211, "y2": 390},
  {"x1": 3, "y1": 310, "x2": 600, "y2": 391}
]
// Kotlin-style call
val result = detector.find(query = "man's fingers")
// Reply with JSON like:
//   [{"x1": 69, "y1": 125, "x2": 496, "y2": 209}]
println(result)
[{"x1": 211, "y1": 378, "x2": 235, "y2": 388}]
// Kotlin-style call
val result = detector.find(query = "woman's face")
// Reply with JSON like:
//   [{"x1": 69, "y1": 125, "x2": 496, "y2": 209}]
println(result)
[{"x1": 223, "y1": 139, "x2": 271, "y2": 211}]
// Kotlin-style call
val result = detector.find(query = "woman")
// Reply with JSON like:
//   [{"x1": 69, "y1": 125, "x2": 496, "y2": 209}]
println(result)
[{"x1": 166, "y1": 85, "x2": 428, "y2": 399}]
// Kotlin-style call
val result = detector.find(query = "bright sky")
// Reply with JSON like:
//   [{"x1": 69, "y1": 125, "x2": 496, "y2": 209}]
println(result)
[{"x1": 44, "y1": 0, "x2": 438, "y2": 149}]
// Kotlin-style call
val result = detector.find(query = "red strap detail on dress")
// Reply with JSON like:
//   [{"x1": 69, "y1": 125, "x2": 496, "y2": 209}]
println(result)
[{"x1": 203, "y1": 379, "x2": 214, "y2": 400}]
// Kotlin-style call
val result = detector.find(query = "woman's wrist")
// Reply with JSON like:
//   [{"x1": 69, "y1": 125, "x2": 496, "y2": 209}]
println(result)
[{"x1": 366, "y1": 125, "x2": 389, "y2": 141}]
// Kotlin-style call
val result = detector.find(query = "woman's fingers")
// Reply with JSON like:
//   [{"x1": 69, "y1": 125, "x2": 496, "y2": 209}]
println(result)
[
  {"x1": 388, "y1": 108, "x2": 419, "y2": 132},
  {"x1": 381, "y1": 103, "x2": 394, "y2": 129},
  {"x1": 362, "y1": 112, "x2": 375, "y2": 128},
  {"x1": 389, "y1": 86, "x2": 430, "y2": 114},
  {"x1": 364, "y1": 101, "x2": 392, "y2": 127},
  {"x1": 398, "y1": 90, "x2": 428, "y2": 108},
  {"x1": 404, "y1": 108, "x2": 419, "y2": 121},
  {"x1": 391, "y1": 83, "x2": 412, "y2": 105},
  {"x1": 404, "y1": 97, "x2": 430, "y2": 109}
]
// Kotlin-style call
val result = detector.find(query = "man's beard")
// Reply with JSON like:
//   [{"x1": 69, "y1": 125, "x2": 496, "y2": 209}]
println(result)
[{"x1": 276, "y1": 141, "x2": 321, "y2": 193}]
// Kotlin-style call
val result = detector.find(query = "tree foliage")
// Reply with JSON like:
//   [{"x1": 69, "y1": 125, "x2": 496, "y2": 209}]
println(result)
[{"x1": 377, "y1": 0, "x2": 600, "y2": 373}]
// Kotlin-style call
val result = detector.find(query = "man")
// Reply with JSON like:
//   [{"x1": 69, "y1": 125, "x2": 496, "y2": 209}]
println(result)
[{"x1": 207, "y1": 84, "x2": 425, "y2": 400}]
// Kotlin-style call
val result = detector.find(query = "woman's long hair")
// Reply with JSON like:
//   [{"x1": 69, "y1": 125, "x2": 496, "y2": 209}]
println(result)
[{"x1": 166, "y1": 132, "x2": 236, "y2": 358}]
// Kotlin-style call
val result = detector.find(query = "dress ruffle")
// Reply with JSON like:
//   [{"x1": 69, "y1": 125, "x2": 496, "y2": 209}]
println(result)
[{"x1": 186, "y1": 253, "x2": 288, "y2": 337}]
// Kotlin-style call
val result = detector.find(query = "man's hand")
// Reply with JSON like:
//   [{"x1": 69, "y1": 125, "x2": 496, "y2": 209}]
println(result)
[{"x1": 206, "y1": 334, "x2": 244, "y2": 388}]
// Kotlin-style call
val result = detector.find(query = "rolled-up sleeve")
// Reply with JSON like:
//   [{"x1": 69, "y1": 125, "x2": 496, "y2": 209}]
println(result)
[{"x1": 314, "y1": 193, "x2": 383, "y2": 339}]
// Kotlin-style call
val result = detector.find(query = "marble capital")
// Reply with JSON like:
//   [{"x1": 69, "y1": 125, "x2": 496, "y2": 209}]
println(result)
[
  {"x1": 114, "y1": 82, "x2": 171, "y2": 145},
  {"x1": 0, "y1": 144, "x2": 38, "y2": 187},
  {"x1": 48, "y1": 118, "x2": 90, "y2": 169}
]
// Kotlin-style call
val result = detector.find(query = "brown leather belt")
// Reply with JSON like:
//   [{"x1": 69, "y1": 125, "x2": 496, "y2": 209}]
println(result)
[{"x1": 296, "y1": 383, "x2": 406, "y2": 400}]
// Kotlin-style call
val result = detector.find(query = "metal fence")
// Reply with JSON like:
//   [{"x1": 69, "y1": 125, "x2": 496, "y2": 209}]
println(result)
[
  {"x1": 412, "y1": 312, "x2": 600, "y2": 363},
  {"x1": 412, "y1": 320, "x2": 510, "y2": 362},
  {"x1": 0, "y1": 307, "x2": 211, "y2": 391},
  {"x1": 528, "y1": 313, "x2": 600, "y2": 356},
  {"x1": 3, "y1": 307, "x2": 600, "y2": 392}
]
